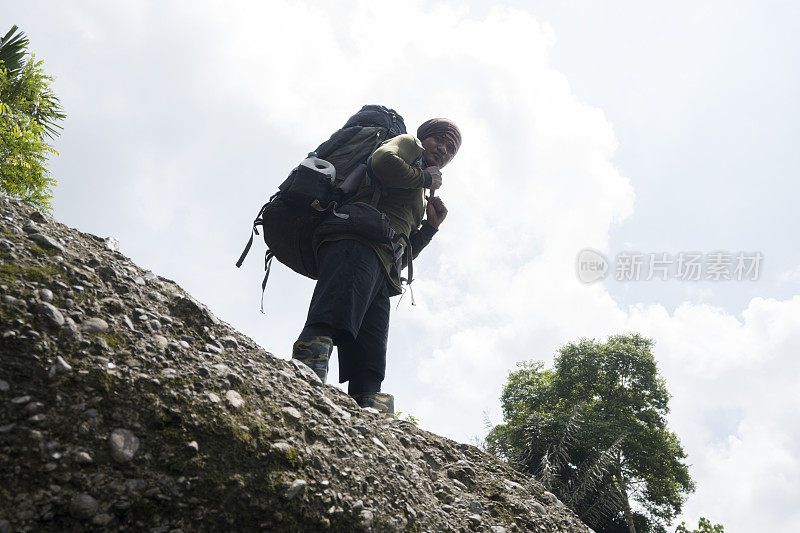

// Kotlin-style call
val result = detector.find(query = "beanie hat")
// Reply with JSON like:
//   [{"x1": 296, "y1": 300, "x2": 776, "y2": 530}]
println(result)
[{"x1": 416, "y1": 118, "x2": 462, "y2": 154}]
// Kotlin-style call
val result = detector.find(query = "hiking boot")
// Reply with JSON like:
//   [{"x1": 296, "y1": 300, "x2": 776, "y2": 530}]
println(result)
[
  {"x1": 351, "y1": 392, "x2": 394, "y2": 417},
  {"x1": 291, "y1": 336, "x2": 334, "y2": 383}
]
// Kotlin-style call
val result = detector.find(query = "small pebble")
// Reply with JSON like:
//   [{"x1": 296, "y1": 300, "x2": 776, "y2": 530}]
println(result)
[
  {"x1": 74, "y1": 451, "x2": 94, "y2": 464},
  {"x1": 225, "y1": 390, "x2": 244, "y2": 409},
  {"x1": 54, "y1": 356, "x2": 72, "y2": 373},
  {"x1": 35, "y1": 302, "x2": 65, "y2": 328},
  {"x1": 92, "y1": 513, "x2": 113, "y2": 526},
  {"x1": 24, "y1": 401, "x2": 44, "y2": 413},
  {"x1": 81, "y1": 318, "x2": 109, "y2": 333},
  {"x1": 109, "y1": 428, "x2": 140, "y2": 463},
  {"x1": 282, "y1": 406, "x2": 302, "y2": 421},
  {"x1": 38, "y1": 288, "x2": 54, "y2": 302},
  {"x1": 104, "y1": 236, "x2": 119, "y2": 251},
  {"x1": 70, "y1": 493, "x2": 98, "y2": 520},
  {"x1": 285, "y1": 479, "x2": 307, "y2": 500}
]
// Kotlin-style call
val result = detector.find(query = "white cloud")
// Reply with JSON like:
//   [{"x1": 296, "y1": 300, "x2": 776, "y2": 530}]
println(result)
[{"x1": 778, "y1": 264, "x2": 800, "y2": 286}]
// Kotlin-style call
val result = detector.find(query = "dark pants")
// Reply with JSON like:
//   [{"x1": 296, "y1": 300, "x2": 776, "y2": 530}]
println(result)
[{"x1": 299, "y1": 239, "x2": 391, "y2": 394}]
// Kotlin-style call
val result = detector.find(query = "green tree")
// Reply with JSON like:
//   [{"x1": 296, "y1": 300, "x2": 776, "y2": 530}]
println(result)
[
  {"x1": 0, "y1": 25, "x2": 65, "y2": 211},
  {"x1": 486, "y1": 334, "x2": 694, "y2": 533},
  {"x1": 675, "y1": 517, "x2": 724, "y2": 533}
]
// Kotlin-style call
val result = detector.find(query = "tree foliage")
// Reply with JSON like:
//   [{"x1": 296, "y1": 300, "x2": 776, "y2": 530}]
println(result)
[
  {"x1": 486, "y1": 334, "x2": 694, "y2": 533},
  {"x1": 675, "y1": 517, "x2": 724, "y2": 533},
  {"x1": 0, "y1": 25, "x2": 64, "y2": 211}
]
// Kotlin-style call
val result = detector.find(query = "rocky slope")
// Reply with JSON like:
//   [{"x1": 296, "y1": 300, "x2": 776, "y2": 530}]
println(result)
[{"x1": 0, "y1": 196, "x2": 589, "y2": 532}]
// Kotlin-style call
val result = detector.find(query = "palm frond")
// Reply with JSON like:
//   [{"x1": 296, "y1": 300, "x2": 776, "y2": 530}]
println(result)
[
  {"x1": 549, "y1": 404, "x2": 585, "y2": 474},
  {"x1": 526, "y1": 405, "x2": 585, "y2": 491},
  {"x1": 482, "y1": 410, "x2": 494, "y2": 432},
  {"x1": 580, "y1": 485, "x2": 625, "y2": 526},
  {"x1": 538, "y1": 449, "x2": 556, "y2": 489},
  {"x1": 0, "y1": 25, "x2": 28, "y2": 74},
  {"x1": 31, "y1": 83, "x2": 65, "y2": 138},
  {"x1": 568, "y1": 433, "x2": 627, "y2": 508}
]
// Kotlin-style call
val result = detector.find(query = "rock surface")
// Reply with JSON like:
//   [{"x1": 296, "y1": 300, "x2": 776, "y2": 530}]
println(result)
[{"x1": 0, "y1": 196, "x2": 590, "y2": 532}]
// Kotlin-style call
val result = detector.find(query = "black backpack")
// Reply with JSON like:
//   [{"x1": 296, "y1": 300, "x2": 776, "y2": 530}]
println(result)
[{"x1": 236, "y1": 105, "x2": 408, "y2": 310}]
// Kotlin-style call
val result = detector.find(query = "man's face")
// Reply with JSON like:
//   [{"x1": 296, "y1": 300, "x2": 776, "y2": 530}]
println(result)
[{"x1": 421, "y1": 135, "x2": 457, "y2": 168}]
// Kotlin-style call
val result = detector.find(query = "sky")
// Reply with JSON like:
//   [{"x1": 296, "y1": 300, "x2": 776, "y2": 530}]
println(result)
[{"x1": 6, "y1": 1, "x2": 800, "y2": 531}]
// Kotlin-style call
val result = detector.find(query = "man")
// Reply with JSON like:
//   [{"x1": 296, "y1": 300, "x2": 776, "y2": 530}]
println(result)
[{"x1": 291, "y1": 118, "x2": 462, "y2": 415}]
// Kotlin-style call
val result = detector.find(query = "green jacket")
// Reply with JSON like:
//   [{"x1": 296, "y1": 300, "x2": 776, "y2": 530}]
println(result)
[{"x1": 321, "y1": 133, "x2": 438, "y2": 294}]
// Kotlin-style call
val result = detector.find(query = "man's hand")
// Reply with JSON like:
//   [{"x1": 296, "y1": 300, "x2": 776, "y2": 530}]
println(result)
[
  {"x1": 425, "y1": 166, "x2": 442, "y2": 191},
  {"x1": 426, "y1": 196, "x2": 448, "y2": 228}
]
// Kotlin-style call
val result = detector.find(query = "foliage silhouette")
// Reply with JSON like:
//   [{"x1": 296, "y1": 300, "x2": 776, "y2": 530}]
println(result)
[
  {"x1": 487, "y1": 334, "x2": 694, "y2": 533},
  {"x1": 1, "y1": 25, "x2": 65, "y2": 211}
]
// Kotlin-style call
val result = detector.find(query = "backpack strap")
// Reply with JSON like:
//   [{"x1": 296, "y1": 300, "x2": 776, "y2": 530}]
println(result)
[
  {"x1": 338, "y1": 163, "x2": 367, "y2": 198},
  {"x1": 259, "y1": 250, "x2": 274, "y2": 313},
  {"x1": 235, "y1": 227, "x2": 256, "y2": 268},
  {"x1": 237, "y1": 230, "x2": 275, "y2": 314},
  {"x1": 370, "y1": 183, "x2": 382, "y2": 208},
  {"x1": 365, "y1": 155, "x2": 384, "y2": 208},
  {"x1": 234, "y1": 200, "x2": 277, "y2": 314},
  {"x1": 235, "y1": 201, "x2": 269, "y2": 268},
  {"x1": 391, "y1": 233, "x2": 414, "y2": 288},
  {"x1": 366, "y1": 154, "x2": 415, "y2": 288},
  {"x1": 399, "y1": 233, "x2": 413, "y2": 284},
  {"x1": 395, "y1": 233, "x2": 416, "y2": 307}
]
